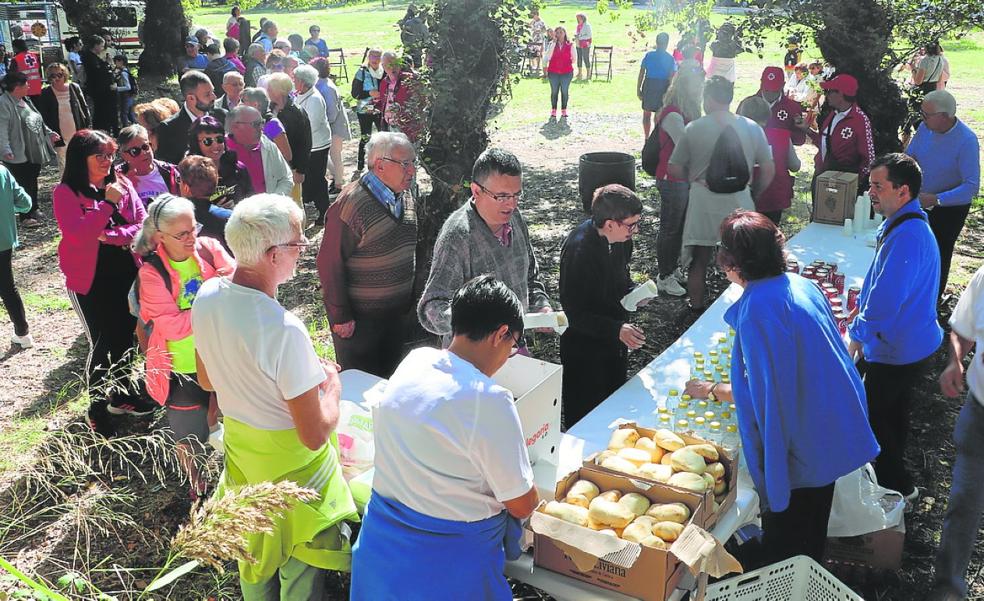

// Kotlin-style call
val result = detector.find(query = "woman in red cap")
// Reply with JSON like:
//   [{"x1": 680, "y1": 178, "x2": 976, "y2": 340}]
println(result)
[{"x1": 798, "y1": 73, "x2": 875, "y2": 186}]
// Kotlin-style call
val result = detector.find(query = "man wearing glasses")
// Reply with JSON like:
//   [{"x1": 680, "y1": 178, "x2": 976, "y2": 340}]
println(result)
[
  {"x1": 224, "y1": 105, "x2": 293, "y2": 197},
  {"x1": 419, "y1": 148, "x2": 553, "y2": 344},
  {"x1": 558, "y1": 184, "x2": 646, "y2": 429},
  {"x1": 352, "y1": 275, "x2": 537, "y2": 600},
  {"x1": 316, "y1": 132, "x2": 418, "y2": 378},
  {"x1": 906, "y1": 90, "x2": 980, "y2": 301},
  {"x1": 115, "y1": 125, "x2": 181, "y2": 206}
]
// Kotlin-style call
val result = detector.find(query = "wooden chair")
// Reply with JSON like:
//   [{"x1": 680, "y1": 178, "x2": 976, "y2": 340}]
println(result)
[
  {"x1": 592, "y1": 45, "x2": 613, "y2": 82},
  {"x1": 328, "y1": 47, "x2": 349, "y2": 83}
]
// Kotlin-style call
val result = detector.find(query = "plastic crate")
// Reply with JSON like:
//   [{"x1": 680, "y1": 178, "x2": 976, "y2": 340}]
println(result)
[{"x1": 704, "y1": 555, "x2": 863, "y2": 601}]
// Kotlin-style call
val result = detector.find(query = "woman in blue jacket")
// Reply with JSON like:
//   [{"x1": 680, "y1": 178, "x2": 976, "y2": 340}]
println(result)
[{"x1": 717, "y1": 209, "x2": 879, "y2": 566}]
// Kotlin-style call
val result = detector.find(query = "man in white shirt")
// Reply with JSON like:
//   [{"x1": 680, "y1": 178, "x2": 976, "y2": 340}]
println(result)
[
  {"x1": 351, "y1": 275, "x2": 538, "y2": 601},
  {"x1": 930, "y1": 264, "x2": 984, "y2": 601}
]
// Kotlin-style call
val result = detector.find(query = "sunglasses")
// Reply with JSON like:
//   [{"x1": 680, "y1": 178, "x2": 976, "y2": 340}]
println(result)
[
  {"x1": 200, "y1": 135, "x2": 226, "y2": 147},
  {"x1": 124, "y1": 143, "x2": 151, "y2": 157}
]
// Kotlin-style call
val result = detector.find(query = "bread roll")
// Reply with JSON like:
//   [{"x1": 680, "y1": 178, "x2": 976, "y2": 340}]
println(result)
[
  {"x1": 653, "y1": 429, "x2": 686, "y2": 451},
  {"x1": 668, "y1": 471, "x2": 707, "y2": 492},
  {"x1": 689, "y1": 443, "x2": 720, "y2": 462},
  {"x1": 598, "y1": 528, "x2": 618, "y2": 537},
  {"x1": 600, "y1": 455, "x2": 639, "y2": 476},
  {"x1": 635, "y1": 436, "x2": 666, "y2": 462},
  {"x1": 702, "y1": 472, "x2": 716, "y2": 491},
  {"x1": 637, "y1": 462, "x2": 674, "y2": 483},
  {"x1": 568, "y1": 479, "x2": 600, "y2": 502},
  {"x1": 670, "y1": 447, "x2": 707, "y2": 475},
  {"x1": 714, "y1": 478, "x2": 728, "y2": 496},
  {"x1": 618, "y1": 492, "x2": 651, "y2": 517},
  {"x1": 706, "y1": 462, "x2": 726, "y2": 481},
  {"x1": 588, "y1": 498, "x2": 635, "y2": 529},
  {"x1": 617, "y1": 447, "x2": 654, "y2": 467},
  {"x1": 596, "y1": 450, "x2": 617, "y2": 463},
  {"x1": 652, "y1": 521, "x2": 685, "y2": 542},
  {"x1": 660, "y1": 452, "x2": 674, "y2": 466},
  {"x1": 591, "y1": 490, "x2": 622, "y2": 507},
  {"x1": 564, "y1": 493, "x2": 589, "y2": 508},
  {"x1": 608, "y1": 428, "x2": 640, "y2": 450},
  {"x1": 641, "y1": 535, "x2": 667, "y2": 549},
  {"x1": 646, "y1": 502, "x2": 691, "y2": 524},
  {"x1": 622, "y1": 521, "x2": 652, "y2": 543},
  {"x1": 543, "y1": 501, "x2": 589, "y2": 527},
  {"x1": 632, "y1": 515, "x2": 658, "y2": 529}
]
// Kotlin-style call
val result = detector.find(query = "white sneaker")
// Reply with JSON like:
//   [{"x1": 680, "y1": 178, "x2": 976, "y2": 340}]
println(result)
[
  {"x1": 672, "y1": 267, "x2": 688, "y2": 285},
  {"x1": 11, "y1": 333, "x2": 33, "y2": 348},
  {"x1": 657, "y1": 275, "x2": 687, "y2": 297}
]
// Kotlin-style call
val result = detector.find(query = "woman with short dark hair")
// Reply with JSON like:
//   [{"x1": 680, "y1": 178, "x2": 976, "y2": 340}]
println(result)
[
  {"x1": 187, "y1": 115, "x2": 252, "y2": 207},
  {"x1": 54, "y1": 129, "x2": 151, "y2": 435},
  {"x1": 718, "y1": 209, "x2": 878, "y2": 567}
]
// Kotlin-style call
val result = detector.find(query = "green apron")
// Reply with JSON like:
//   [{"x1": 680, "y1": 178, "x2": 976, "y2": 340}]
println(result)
[{"x1": 219, "y1": 417, "x2": 360, "y2": 584}]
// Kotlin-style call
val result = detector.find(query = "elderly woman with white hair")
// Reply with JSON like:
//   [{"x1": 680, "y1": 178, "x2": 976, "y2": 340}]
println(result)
[
  {"x1": 263, "y1": 73, "x2": 312, "y2": 215},
  {"x1": 294, "y1": 64, "x2": 334, "y2": 224},
  {"x1": 192, "y1": 193, "x2": 359, "y2": 600},
  {"x1": 133, "y1": 194, "x2": 235, "y2": 500}
]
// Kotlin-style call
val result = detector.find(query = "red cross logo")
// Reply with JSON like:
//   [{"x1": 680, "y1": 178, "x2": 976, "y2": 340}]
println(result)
[
  {"x1": 777, "y1": 109, "x2": 789, "y2": 121},
  {"x1": 841, "y1": 127, "x2": 854, "y2": 140},
  {"x1": 24, "y1": 54, "x2": 36, "y2": 68}
]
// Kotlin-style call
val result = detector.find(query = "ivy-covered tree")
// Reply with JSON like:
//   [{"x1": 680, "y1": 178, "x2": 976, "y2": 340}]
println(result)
[{"x1": 138, "y1": 0, "x2": 189, "y2": 77}]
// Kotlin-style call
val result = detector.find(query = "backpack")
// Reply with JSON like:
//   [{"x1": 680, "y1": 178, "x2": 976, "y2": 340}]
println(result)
[
  {"x1": 641, "y1": 113, "x2": 665, "y2": 177},
  {"x1": 128, "y1": 245, "x2": 215, "y2": 335},
  {"x1": 126, "y1": 68, "x2": 138, "y2": 96},
  {"x1": 705, "y1": 122, "x2": 750, "y2": 194}
]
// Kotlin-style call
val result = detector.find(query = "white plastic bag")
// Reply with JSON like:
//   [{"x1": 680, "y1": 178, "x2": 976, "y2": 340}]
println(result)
[
  {"x1": 336, "y1": 400, "x2": 374, "y2": 481},
  {"x1": 827, "y1": 463, "x2": 904, "y2": 537}
]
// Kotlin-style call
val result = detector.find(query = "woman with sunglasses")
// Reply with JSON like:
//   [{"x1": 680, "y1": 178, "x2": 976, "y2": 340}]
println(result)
[
  {"x1": 133, "y1": 194, "x2": 235, "y2": 500},
  {"x1": 115, "y1": 124, "x2": 181, "y2": 207},
  {"x1": 54, "y1": 129, "x2": 151, "y2": 436},
  {"x1": 36, "y1": 62, "x2": 91, "y2": 176},
  {"x1": 187, "y1": 115, "x2": 252, "y2": 208}
]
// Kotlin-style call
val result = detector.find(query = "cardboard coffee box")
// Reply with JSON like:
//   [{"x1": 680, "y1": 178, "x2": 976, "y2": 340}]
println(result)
[
  {"x1": 583, "y1": 423, "x2": 739, "y2": 530},
  {"x1": 824, "y1": 521, "x2": 905, "y2": 574},
  {"x1": 531, "y1": 468, "x2": 705, "y2": 601},
  {"x1": 813, "y1": 171, "x2": 860, "y2": 225}
]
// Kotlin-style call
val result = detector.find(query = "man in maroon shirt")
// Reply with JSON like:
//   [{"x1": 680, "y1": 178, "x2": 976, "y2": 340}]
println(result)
[{"x1": 738, "y1": 66, "x2": 806, "y2": 146}]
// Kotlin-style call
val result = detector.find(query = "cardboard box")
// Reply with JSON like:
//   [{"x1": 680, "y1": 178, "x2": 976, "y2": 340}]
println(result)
[
  {"x1": 531, "y1": 467, "x2": 705, "y2": 601},
  {"x1": 583, "y1": 424, "x2": 739, "y2": 530},
  {"x1": 493, "y1": 354, "x2": 562, "y2": 466},
  {"x1": 824, "y1": 521, "x2": 905, "y2": 574},
  {"x1": 813, "y1": 171, "x2": 859, "y2": 225}
]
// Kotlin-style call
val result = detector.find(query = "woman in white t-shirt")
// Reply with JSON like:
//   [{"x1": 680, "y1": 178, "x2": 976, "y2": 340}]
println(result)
[
  {"x1": 352, "y1": 275, "x2": 538, "y2": 601},
  {"x1": 35, "y1": 62, "x2": 90, "y2": 175}
]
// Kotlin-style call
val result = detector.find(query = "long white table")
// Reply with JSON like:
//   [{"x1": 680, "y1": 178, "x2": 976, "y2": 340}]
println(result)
[
  {"x1": 341, "y1": 222, "x2": 877, "y2": 601},
  {"x1": 506, "y1": 222, "x2": 877, "y2": 600}
]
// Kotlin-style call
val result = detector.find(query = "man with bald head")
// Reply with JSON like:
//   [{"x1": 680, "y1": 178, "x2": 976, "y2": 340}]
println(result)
[
  {"x1": 225, "y1": 105, "x2": 293, "y2": 196},
  {"x1": 907, "y1": 90, "x2": 981, "y2": 299}
]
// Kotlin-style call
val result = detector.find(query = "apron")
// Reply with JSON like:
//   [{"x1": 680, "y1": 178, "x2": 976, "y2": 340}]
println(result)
[{"x1": 219, "y1": 417, "x2": 360, "y2": 583}]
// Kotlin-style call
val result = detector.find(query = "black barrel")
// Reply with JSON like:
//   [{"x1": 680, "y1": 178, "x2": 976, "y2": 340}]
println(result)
[{"x1": 578, "y1": 152, "x2": 636, "y2": 212}]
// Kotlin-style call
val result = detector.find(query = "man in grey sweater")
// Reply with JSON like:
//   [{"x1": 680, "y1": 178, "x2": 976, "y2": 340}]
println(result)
[{"x1": 418, "y1": 148, "x2": 553, "y2": 341}]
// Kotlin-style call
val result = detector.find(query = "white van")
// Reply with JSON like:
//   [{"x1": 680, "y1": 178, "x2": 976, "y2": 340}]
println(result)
[{"x1": 0, "y1": 1, "x2": 144, "y2": 60}]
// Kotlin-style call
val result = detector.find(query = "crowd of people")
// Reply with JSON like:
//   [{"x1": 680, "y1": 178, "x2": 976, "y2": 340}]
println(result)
[{"x1": 0, "y1": 8, "x2": 982, "y2": 600}]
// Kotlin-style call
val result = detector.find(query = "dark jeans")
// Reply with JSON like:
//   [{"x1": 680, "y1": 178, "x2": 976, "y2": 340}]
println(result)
[
  {"x1": 356, "y1": 112, "x2": 383, "y2": 171},
  {"x1": 3, "y1": 161, "x2": 41, "y2": 219},
  {"x1": 331, "y1": 313, "x2": 407, "y2": 379},
  {"x1": 860, "y1": 358, "x2": 928, "y2": 496},
  {"x1": 928, "y1": 203, "x2": 970, "y2": 298},
  {"x1": 548, "y1": 71, "x2": 573, "y2": 110},
  {"x1": 304, "y1": 147, "x2": 331, "y2": 218},
  {"x1": 655, "y1": 179, "x2": 689, "y2": 278},
  {"x1": 67, "y1": 249, "x2": 138, "y2": 407},
  {"x1": 92, "y1": 93, "x2": 119, "y2": 134},
  {"x1": 560, "y1": 333, "x2": 627, "y2": 430},
  {"x1": 934, "y1": 393, "x2": 984, "y2": 597},
  {"x1": 761, "y1": 482, "x2": 835, "y2": 565},
  {"x1": 576, "y1": 45, "x2": 591, "y2": 70},
  {"x1": 0, "y1": 248, "x2": 28, "y2": 335}
]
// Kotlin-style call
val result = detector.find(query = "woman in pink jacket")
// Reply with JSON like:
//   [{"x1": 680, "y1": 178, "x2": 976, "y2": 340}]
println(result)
[
  {"x1": 54, "y1": 129, "x2": 148, "y2": 436},
  {"x1": 133, "y1": 194, "x2": 235, "y2": 499}
]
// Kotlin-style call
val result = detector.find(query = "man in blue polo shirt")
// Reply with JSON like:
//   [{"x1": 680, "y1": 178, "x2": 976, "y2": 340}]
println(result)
[
  {"x1": 637, "y1": 32, "x2": 676, "y2": 138},
  {"x1": 848, "y1": 153, "x2": 943, "y2": 502},
  {"x1": 906, "y1": 90, "x2": 980, "y2": 300}
]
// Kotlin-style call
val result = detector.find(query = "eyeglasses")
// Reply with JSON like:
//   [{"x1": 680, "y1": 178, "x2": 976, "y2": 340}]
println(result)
[
  {"x1": 617, "y1": 218, "x2": 642, "y2": 233},
  {"x1": 509, "y1": 330, "x2": 527, "y2": 357},
  {"x1": 92, "y1": 152, "x2": 116, "y2": 162},
  {"x1": 163, "y1": 222, "x2": 203, "y2": 242},
  {"x1": 124, "y1": 143, "x2": 151, "y2": 157},
  {"x1": 919, "y1": 109, "x2": 945, "y2": 119},
  {"x1": 476, "y1": 182, "x2": 523, "y2": 203},
  {"x1": 200, "y1": 135, "x2": 226, "y2": 147},
  {"x1": 379, "y1": 156, "x2": 417, "y2": 171},
  {"x1": 234, "y1": 119, "x2": 265, "y2": 129},
  {"x1": 269, "y1": 237, "x2": 311, "y2": 252}
]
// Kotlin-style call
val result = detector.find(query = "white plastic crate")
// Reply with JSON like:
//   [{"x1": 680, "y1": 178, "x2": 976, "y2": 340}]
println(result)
[{"x1": 704, "y1": 555, "x2": 863, "y2": 601}]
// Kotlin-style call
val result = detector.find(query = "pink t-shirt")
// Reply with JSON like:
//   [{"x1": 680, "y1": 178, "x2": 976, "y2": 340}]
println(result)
[{"x1": 227, "y1": 137, "x2": 266, "y2": 194}]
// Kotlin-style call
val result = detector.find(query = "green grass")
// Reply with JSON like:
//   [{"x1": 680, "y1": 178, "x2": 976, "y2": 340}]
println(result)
[
  {"x1": 0, "y1": 292, "x2": 72, "y2": 321},
  {"x1": 0, "y1": 385, "x2": 89, "y2": 473}
]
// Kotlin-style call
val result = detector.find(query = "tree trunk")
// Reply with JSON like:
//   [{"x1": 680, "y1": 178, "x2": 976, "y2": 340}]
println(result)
[{"x1": 138, "y1": 0, "x2": 188, "y2": 77}]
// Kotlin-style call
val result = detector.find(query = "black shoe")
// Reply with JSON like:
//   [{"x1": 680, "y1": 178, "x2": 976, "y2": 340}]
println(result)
[
  {"x1": 88, "y1": 404, "x2": 117, "y2": 437},
  {"x1": 107, "y1": 396, "x2": 159, "y2": 417}
]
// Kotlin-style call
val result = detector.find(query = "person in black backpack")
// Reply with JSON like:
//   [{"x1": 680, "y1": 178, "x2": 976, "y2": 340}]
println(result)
[{"x1": 667, "y1": 76, "x2": 774, "y2": 311}]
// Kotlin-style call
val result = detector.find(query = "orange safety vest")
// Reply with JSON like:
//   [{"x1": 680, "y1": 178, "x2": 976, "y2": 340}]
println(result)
[{"x1": 13, "y1": 51, "x2": 42, "y2": 96}]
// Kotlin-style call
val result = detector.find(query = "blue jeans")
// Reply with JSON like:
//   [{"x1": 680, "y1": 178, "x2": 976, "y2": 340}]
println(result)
[
  {"x1": 548, "y1": 71, "x2": 573, "y2": 110},
  {"x1": 934, "y1": 393, "x2": 984, "y2": 597},
  {"x1": 655, "y1": 179, "x2": 689, "y2": 278}
]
